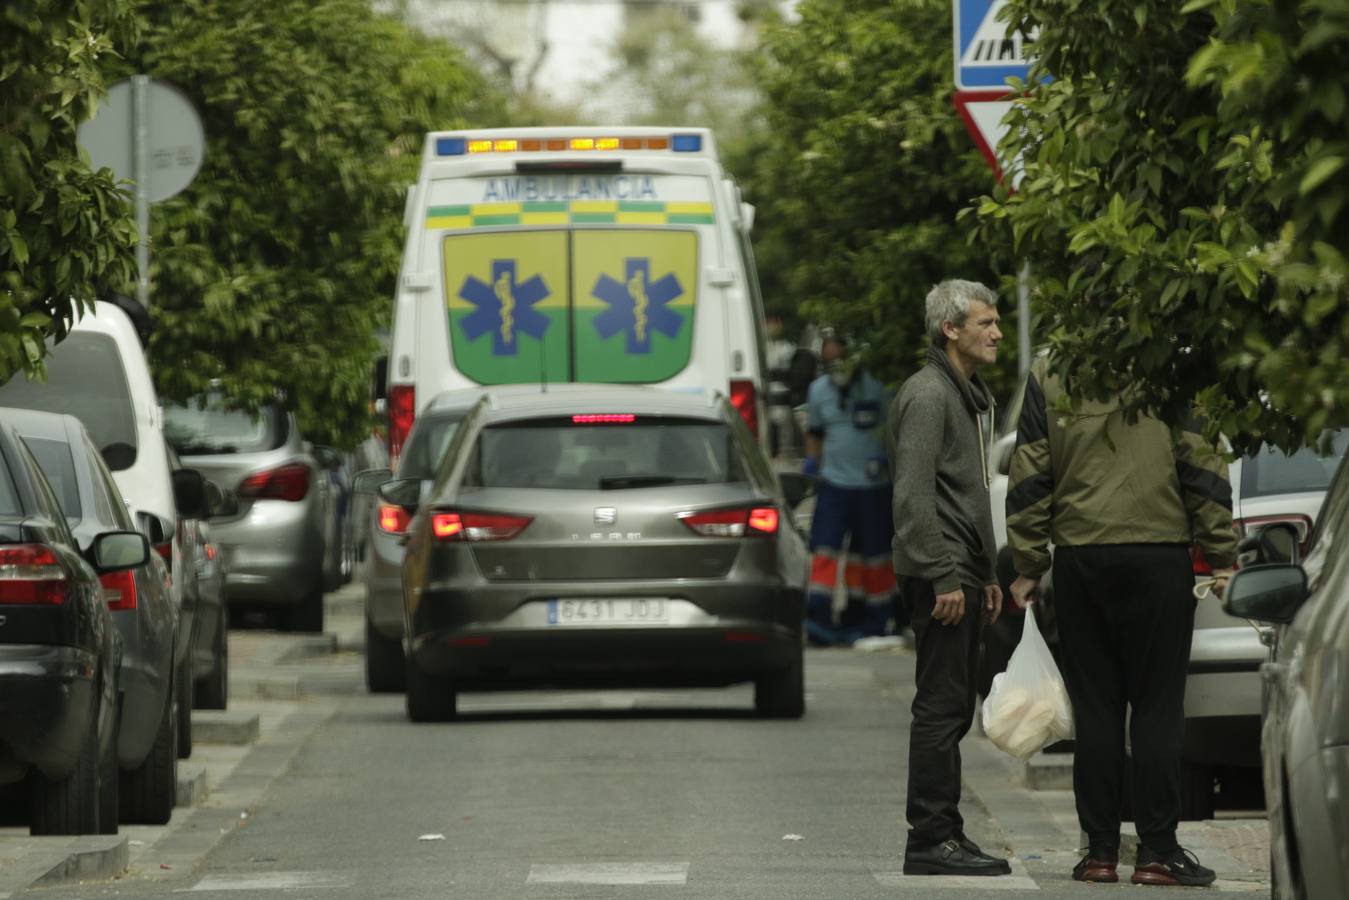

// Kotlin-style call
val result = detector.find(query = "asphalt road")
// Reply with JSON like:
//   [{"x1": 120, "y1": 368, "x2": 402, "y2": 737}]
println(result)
[{"x1": 14, "y1": 595, "x2": 1272, "y2": 899}]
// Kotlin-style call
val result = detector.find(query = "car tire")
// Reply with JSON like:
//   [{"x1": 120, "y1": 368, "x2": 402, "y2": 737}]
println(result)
[
  {"x1": 97, "y1": 710, "x2": 119, "y2": 834},
  {"x1": 29, "y1": 700, "x2": 101, "y2": 835},
  {"x1": 405, "y1": 657, "x2": 457, "y2": 722},
  {"x1": 284, "y1": 582, "x2": 325, "y2": 633},
  {"x1": 120, "y1": 676, "x2": 178, "y2": 825},
  {"x1": 366, "y1": 618, "x2": 406, "y2": 693},
  {"x1": 1179, "y1": 761, "x2": 1216, "y2": 821},
  {"x1": 754, "y1": 651, "x2": 805, "y2": 719},
  {"x1": 195, "y1": 605, "x2": 229, "y2": 710},
  {"x1": 176, "y1": 655, "x2": 193, "y2": 759}
]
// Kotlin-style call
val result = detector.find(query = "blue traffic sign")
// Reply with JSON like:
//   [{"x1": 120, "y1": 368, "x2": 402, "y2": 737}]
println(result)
[{"x1": 954, "y1": 0, "x2": 1038, "y2": 90}]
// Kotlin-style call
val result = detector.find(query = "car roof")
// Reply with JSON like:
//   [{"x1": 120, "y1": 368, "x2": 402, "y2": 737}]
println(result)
[
  {"x1": 0, "y1": 407, "x2": 84, "y2": 444},
  {"x1": 480, "y1": 384, "x2": 724, "y2": 424}
]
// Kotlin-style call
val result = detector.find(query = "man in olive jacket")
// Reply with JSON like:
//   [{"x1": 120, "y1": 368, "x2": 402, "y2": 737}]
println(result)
[
  {"x1": 1006, "y1": 356, "x2": 1236, "y2": 887},
  {"x1": 890, "y1": 280, "x2": 1010, "y2": 877}
]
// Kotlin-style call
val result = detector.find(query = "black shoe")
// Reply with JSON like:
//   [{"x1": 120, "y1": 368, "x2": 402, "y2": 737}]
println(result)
[
  {"x1": 903, "y1": 839, "x2": 1012, "y2": 876},
  {"x1": 1131, "y1": 846, "x2": 1216, "y2": 887},
  {"x1": 953, "y1": 832, "x2": 1012, "y2": 872},
  {"x1": 1072, "y1": 850, "x2": 1120, "y2": 883}
]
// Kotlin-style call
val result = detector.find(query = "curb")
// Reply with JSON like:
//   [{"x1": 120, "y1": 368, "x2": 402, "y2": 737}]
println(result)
[
  {"x1": 192, "y1": 711, "x2": 261, "y2": 745},
  {"x1": 30, "y1": 835, "x2": 129, "y2": 887}
]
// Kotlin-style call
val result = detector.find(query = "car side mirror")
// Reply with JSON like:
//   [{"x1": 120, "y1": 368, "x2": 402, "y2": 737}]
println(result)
[
  {"x1": 205, "y1": 480, "x2": 240, "y2": 518},
  {"x1": 377, "y1": 477, "x2": 420, "y2": 511},
  {"x1": 91, "y1": 531, "x2": 151, "y2": 573},
  {"x1": 101, "y1": 441, "x2": 136, "y2": 472},
  {"x1": 1223, "y1": 563, "x2": 1308, "y2": 625},
  {"x1": 172, "y1": 468, "x2": 209, "y2": 519},
  {"x1": 779, "y1": 472, "x2": 817, "y2": 510},
  {"x1": 354, "y1": 467, "x2": 394, "y2": 495},
  {"x1": 1238, "y1": 521, "x2": 1301, "y2": 567}
]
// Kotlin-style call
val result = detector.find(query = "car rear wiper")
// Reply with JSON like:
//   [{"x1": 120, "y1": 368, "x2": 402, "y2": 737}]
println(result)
[
  {"x1": 598, "y1": 475, "x2": 708, "y2": 490},
  {"x1": 175, "y1": 443, "x2": 238, "y2": 454}
]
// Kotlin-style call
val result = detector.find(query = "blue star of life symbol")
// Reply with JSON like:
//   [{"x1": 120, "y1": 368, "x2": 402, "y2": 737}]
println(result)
[
  {"x1": 591, "y1": 258, "x2": 684, "y2": 354},
  {"x1": 458, "y1": 260, "x2": 551, "y2": 356}
]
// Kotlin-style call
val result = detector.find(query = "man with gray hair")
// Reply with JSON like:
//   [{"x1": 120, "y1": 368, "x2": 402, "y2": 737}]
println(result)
[{"x1": 888, "y1": 279, "x2": 1009, "y2": 876}]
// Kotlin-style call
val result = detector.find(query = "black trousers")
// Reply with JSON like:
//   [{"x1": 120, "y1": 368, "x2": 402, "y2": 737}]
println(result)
[
  {"x1": 903, "y1": 578, "x2": 982, "y2": 848},
  {"x1": 1053, "y1": 544, "x2": 1194, "y2": 855}
]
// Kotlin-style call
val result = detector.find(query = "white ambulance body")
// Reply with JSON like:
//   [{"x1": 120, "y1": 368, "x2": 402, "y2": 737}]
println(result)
[{"x1": 385, "y1": 127, "x2": 769, "y2": 463}]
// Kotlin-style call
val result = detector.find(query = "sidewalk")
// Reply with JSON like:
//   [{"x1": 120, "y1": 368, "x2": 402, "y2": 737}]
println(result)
[{"x1": 0, "y1": 587, "x2": 363, "y2": 898}]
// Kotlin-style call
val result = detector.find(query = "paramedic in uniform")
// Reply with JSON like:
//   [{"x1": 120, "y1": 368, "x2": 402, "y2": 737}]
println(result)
[
  {"x1": 889, "y1": 280, "x2": 1010, "y2": 876},
  {"x1": 1005, "y1": 355, "x2": 1236, "y2": 887},
  {"x1": 802, "y1": 335, "x2": 897, "y2": 644}
]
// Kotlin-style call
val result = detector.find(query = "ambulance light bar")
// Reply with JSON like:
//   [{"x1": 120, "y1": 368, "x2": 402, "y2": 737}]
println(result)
[{"x1": 435, "y1": 134, "x2": 702, "y2": 157}]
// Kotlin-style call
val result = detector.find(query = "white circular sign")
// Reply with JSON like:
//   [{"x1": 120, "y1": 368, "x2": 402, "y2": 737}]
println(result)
[{"x1": 78, "y1": 78, "x2": 205, "y2": 202}]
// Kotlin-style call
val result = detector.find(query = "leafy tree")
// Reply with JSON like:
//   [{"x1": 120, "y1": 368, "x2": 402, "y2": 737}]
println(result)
[
  {"x1": 114, "y1": 0, "x2": 494, "y2": 447},
  {"x1": 971, "y1": 0, "x2": 1349, "y2": 452},
  {"x1": 745, "y1": 0, "x2": 1016, "y2": 397},
  {"x1": 1, "y1": 0, "x2": 139, "y2": 383}
]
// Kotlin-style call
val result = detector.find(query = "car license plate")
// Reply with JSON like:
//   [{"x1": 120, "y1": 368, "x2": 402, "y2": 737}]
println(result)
[{"x1": 546, "y1": 598, "x2": 669, "y2": 626}]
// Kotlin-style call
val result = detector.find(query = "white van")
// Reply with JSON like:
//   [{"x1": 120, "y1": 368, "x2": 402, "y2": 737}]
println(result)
[{"x1": 385, "y1": 127, "x2": 770, "y2": 464}]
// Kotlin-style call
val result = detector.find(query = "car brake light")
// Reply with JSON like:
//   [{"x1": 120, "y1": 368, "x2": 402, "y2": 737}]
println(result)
[
  {"x1": 0, "y1": 544, "x2": 69, "y2": 605},
  {"x1": 379, "y1": 504, "x2": 412, "y2": 534},
  {"x1": 100, "y1": 568, "x2": 138, "y2": 611},
  {"x1": 730, "y1": 380, "x2": 758, "y2": 438},
  {"x1": 389, "y1": 385, "x2": 416, "y2": 467},
  {"x1": 238, "y1": 463, "x2": 310, "y2": 502},
  {"x1": 679, "y1": 506, "x2": 778, "y2": 537},
  {"x1": 431, "y1": 511, "x2": 533, "y2": 542},
  {"x1": 1235, "y1": 514, "x2": 1313, "y2": 553},
  {"x1": 572, "y1": 414, "x2": 636, "y2": 424},
  {"x1": 1190, "y1": 545, "x2": 1212, "y2": 576}
]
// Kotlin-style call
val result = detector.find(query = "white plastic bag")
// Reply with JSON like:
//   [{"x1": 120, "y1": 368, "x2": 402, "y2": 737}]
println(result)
[{"x1": 982, "y1": 607, "x2": 1073, "y2": 760}]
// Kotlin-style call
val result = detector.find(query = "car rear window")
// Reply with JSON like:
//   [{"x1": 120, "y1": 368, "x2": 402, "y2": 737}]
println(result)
[
  {"x1": 164, "y1": 396, "x2": 286, "y2": 455},
  {"x1": 398, "y1": 414, "x2": 465, "y2": 480},
  {"x1": 21, "y1": 437, "x2": 82, "y2": 522},
  {"x1": 0, "y1": 333, "x2": 138, "y2": 466},
  {"x1": 464, "y1": 416, "x2": 744, "y2": 490},
  {"x1": 1242, "y1": 429, "x2": 1349, "y2": 499},
  {"x1": 0, "y1": 448, "x2": 20, "y2": 516}
]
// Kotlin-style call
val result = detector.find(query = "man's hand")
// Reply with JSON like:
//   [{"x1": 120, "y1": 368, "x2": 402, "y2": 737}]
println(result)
[
  {"x1": 933, "y1": 588, "x2": 966, "y2": 625},
  {"x1": 1009, "y1": 574, "x2": 1039, "y2": 609},
  {"x1": 1210, "y1": 568, "x2": 1235, "y2": 600},
  {"x1": 983, "y1": 583, "x2": 1003, "y2": 625}
]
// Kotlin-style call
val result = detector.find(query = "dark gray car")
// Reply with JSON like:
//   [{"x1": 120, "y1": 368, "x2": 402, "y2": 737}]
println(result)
[
  {"x1": 380, "y1": 386, "x2": 810, "y2": 722},
  {"x1": 6, "y1": 410, "x2": 182, "y2": 825},
  {"x1": 361, "y1": 389, "x2": 482, "y2": 693}
]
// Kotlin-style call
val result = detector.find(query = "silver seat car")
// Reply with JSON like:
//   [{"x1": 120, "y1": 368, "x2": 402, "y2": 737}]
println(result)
[
  {"x1": 163, "y1": 395, "x2": 337, "y2": 632},
  {"x1": 361, "y1": 389, "x2": 483, "y2": 693},
  {"x1": 375, "y1": 385, "x2": 811, "y2": 722}
]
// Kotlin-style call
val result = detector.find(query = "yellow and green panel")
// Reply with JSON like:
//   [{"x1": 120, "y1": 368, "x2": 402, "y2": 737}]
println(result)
[
  {"x1": 427, "y1": 200, "x2": 714, "y2": 229},
  {"x1": 441, "y1": 229, "x2": 698, "y2": 385}
]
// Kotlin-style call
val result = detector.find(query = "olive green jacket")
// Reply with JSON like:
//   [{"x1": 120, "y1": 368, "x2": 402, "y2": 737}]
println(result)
[{"x1": 1006, "y1": 357, "x2": 1237, "y2": 579}]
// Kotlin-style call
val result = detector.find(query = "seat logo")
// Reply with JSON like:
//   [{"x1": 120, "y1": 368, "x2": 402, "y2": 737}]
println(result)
[{"x1": 594, "y1": 507, "x2": 617, "y2": 526}]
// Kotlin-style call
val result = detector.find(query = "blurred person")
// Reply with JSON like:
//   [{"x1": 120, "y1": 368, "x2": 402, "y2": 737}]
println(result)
[
  {"x1": 802, "y1": 336, "x2": 898, "y2": 645},
  {"x1": 890, "y1": 280, "x2": 1010, "y2": 877},
  {"x1": 1005, "y1": 357, "x2": 1236, "y2": 887}
]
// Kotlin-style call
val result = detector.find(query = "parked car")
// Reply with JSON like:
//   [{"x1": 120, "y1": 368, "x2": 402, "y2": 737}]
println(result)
[
  {"x1": 360, "y1": 389, "x2": 485, "y2": 693},
  {"x1": 373, "y1": 385, "x2": 812, "y2": 722},
  {"x1": 163, "y1": 394, "x2": 338, "y2": 632},
  {"x1": 6, "y1": 410, "x2": 195, "y2": 824},
  {"x1": 1183, "y1": 429, "x2": 1348, "y2": 817},
  {"x1": 0, "y1": 300, "x2": 196, "y2": 761},
  {"x1": 0, "y1": 416, "x2": 148, "y2": 835},
  {"x1": 1223, "y1": 451, "x2": 1349, "y2": 900},
  {"x1": 166, "y1": 445, "x2": 233, "y2": 711}
]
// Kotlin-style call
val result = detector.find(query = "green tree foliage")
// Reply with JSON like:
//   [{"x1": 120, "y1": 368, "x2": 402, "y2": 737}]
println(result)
[
  {"x1": 972, "y1": 0, "x2": 1349, "y2": 452},
  {"x1": 115, "y1": 0, "x2": 494, "y2": 447},
  {"x1": 1, "y1": 0, "x2": 139, "y2": 383},
  {"x1": 744, "y1": 0, "x2": 1015, "y2": 395}
]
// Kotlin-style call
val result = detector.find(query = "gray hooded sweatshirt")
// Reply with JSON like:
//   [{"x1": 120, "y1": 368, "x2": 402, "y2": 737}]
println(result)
[{"x1": 888, "y1": 345, "x2": 997, "y2": 595}]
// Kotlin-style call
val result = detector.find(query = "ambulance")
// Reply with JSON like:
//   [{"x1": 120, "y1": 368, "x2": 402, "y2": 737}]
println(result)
[{"x1": 384, "y1": 127, "x2": 770, "y2": 465}]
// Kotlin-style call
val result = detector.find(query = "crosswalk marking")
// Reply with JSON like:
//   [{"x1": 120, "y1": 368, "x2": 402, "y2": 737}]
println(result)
[
  {"x1": 176, "y1": 871, "x2": 349, "y2": 892},
  {"x1": 527, "y1": 862, "x2": 690, "y2": 885}
]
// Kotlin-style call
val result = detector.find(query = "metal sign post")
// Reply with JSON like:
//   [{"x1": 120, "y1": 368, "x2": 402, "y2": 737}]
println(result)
[{"x1": 78, "y1": 77, "x2": 205, "y2": 310}]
